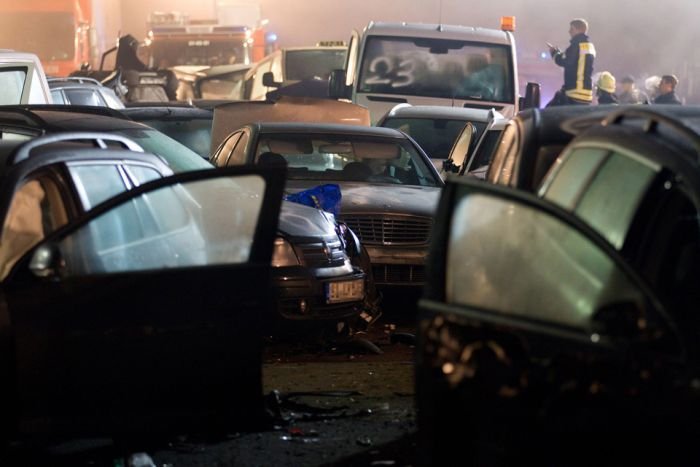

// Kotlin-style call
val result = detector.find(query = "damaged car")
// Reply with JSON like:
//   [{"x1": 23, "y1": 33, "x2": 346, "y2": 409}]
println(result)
[{"x1": 211, "y1": 112, "x2": 444, "y2": 289}]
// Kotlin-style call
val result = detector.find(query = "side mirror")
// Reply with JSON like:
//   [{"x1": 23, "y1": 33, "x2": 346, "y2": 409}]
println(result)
[
  {"x1": 592, "y1": 301, "x2": 646, "y2": 338},
  {"x1": 329, "y1": 69, "x2": 351, "y2": 99},
  {"x1": 522, "y1": 82, "x2": 541, "y2": 110},
  {"x1": 442, "y1": 159, "x2": 459, "y2": 174},
  {"x1": 29, "y1": 244, "x2": 62, "y2": 279},
  {"x1": 262, "y1": 71, "x2": 281, "y2": 88}
]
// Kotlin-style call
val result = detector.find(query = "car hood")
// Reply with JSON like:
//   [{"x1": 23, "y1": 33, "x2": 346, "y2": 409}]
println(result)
[
  {"x1": 285, "y1": 181, "x2": 441, "y2": 218},
  {"x1": 278, "y1": 200, "x2": 337, "y2": 239}
]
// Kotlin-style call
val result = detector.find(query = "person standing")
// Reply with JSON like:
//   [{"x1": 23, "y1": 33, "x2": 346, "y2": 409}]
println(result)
[
  {"x1": 546, "y1": 19, "x2": 596, "y2": 106},
  {"x1": 596, "y1": 71, "x2": 618, "y2": 104},
  {"x1": 618, "y1": 76, "x2": 648, "y2": 104},
  {"x1": 653, "y1": 75, "x2": 683, "y2": 105}
]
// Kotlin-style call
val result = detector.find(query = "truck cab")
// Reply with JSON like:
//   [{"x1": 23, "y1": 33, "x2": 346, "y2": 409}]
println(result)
[
  {"x1": 0, "y1": 50, "x2": 52, "y2": 104},
  {"x1": 331, "y1": 20, "x2": 521, "y2": 123}
]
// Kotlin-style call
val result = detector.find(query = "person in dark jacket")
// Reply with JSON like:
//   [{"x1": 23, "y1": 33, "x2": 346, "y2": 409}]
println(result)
[
  {"x1": 596, "y1": 71, "x2": 618, "y2": 104},
  {"x1": 116, "y1": 34, "x2": 148, "y2": 71},
  {"x1": 653, "y1": 75, "x2": 682, "y2": 105},
  {"x1": 546, "y1": 19, "x2": 596, "y2": 106}
]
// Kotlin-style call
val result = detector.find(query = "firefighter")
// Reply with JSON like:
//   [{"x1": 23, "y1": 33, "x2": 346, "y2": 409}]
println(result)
[
  {"x1": 546, "y1": 18, "x2": 596, "y2": 106},
  {"x1": 596, "y1": 71, "x2": 618, "y2": 104}
]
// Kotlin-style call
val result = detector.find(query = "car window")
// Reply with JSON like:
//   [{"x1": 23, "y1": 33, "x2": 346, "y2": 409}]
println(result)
[
  {"x1": 100, "y1": 89, "x2": 125, "y2": 109},
  {"x1": 54, "y1": 175, "x2": 266, "y2": 275},
  {"x1": 285, "y1": 49, "x2": 347, "y2": 81},
  {"x1": 541, "y1": 147, "x2": 609, "y2": 209},
  {"x1": 382, "y1": 118, "x2": 486, "y2": 160},
  {"x1": 64, "y1": 88, "x2": 106, "y2": 107},
  {"x1": 69, "y1": 164, "x2": 129, "y2": 209},
  {"x1": 575, "y1": 152, "x2": 659, "y2": 249},
  {"x1": 51, "y1": 89, "x2": 66, "y2": 104},
  {"x1": 467, "y1": 128, "x2": 503, "y2": 172},
  {"x1": 145, "y1": 119, "x2": 212, "y2": 159},
  {"x1": 255, "y1": 133, "x2": 440, "y2": 187},
  {"x1": 0, "y1": 175, "x2": 69, "y2": 279},
  {"x1": 446, "y1": 190, "x2": 645, "y2": 330},
  {"x1": 125, "y1": 164, "x2": 161, "y2": 186},
  {"x1": 117, "y1": 128, "x2": 211, "y2": 173}
]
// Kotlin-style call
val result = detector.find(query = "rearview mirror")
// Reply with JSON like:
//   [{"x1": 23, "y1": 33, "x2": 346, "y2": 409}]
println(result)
[
  {"x1": 329, "y1": 69, "x2": 351, "y2": 99},
  {"x1": 262, "y1": 72, "x2": 281, "y2": 88}
]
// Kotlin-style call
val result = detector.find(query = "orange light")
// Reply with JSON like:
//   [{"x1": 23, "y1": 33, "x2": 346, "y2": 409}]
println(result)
[{"x1": 501, "y1": 16, "x2": 516, "y2": 32}]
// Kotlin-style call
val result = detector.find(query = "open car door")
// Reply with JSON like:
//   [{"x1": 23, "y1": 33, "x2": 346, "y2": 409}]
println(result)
[
  {"x1": 417, "y1": 177, "x2": 687, "y2": 465},
  {"x1": 5, "y1": 166, "x2": 284, "y2": 436}
]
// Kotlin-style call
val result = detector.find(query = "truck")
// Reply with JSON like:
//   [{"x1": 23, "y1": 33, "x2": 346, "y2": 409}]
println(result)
[
  {"x1": 330, "y1": 18, "x2": 538, "y2": 123},
  {"x1": 0, "y1": 0, "x2": 120, "y2": 77},
  {"x1": 141, "y1": 11, "x2": 273, "y2": 69}
]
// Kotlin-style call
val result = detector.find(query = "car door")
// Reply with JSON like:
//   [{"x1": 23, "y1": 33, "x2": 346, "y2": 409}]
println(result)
[
  {"x1": 5, "y1": 166, "x2": 284, "y2": 435},
  {"x1": 417, "y1": 177, "x2": 689, "y2": 465}
]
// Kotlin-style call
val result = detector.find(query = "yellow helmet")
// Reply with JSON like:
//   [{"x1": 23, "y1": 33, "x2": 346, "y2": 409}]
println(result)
[{"x1": 597, "y1": 71, "x2": 616, "y2": 93}]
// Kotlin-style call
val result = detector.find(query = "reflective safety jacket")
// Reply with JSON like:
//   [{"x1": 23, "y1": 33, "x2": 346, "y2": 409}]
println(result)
[{"x1": 553, "y1": 33, "x2": 596, "y2": 103}]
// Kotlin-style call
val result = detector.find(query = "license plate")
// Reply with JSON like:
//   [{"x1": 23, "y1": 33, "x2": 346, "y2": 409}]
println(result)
[{"x1": 325, "y1": 279, "x2": 365, "y2": 304}]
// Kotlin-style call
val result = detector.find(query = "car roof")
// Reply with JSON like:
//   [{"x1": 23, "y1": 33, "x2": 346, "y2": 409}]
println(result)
[
  {"x1": 253, "y1": 122, "x2": 407, "y2": 139},
  {"x1": 121, "y1": 105, "x2": 213, "y2": 122},
  {"x1": 0, "y1": 106, "x2": 149, "y2": 134},
  {"x1": 381, "y1": 104, "x2": 500, "y2": 122},
  {"x1": 364, "y1": 22, "x2": 512, "y2": 44},
  {"x1": 47, "y1": 77, "x2": 106, "y2": 89}
]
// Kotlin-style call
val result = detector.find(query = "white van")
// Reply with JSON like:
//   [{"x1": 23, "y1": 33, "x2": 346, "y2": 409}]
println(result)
[
  {"x1": 0, "y1": 50, "x2": 52, "y2": 105},
  {"x1": 330, "y1": 21, "x2": 527, "y2": 123}
]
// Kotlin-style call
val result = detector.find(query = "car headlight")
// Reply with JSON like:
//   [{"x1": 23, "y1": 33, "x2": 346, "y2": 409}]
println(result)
[{"x1": 271, "y1": 237, "x2": 300, "y2": 267}]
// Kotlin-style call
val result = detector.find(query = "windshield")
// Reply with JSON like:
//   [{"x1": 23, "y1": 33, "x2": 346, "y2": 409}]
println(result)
[
  {"x1": 255, "y1": 133, "x2": 440, "y2": 187},
  {"x1": 382, "y1": 118, "x2": 486, "y2": 159},
  {"x1": 149, "y1": 39, "x2": 247, "y2": 67},
  {"x1": 285, "y1": 49, "x2": 347, "y2": 81},
  {"x1": 0, "y1": 12, "x2": 74, "y2": 62},
  {"x1": 118, "y1": 128, "x2": 212, "y2": 172},
  {"x1": 358, "y1": 36, "x2": 514, "y2": 103}
]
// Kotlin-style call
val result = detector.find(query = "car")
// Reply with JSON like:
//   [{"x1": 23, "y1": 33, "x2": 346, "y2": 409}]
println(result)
[
  {"x1": 244, "y1": 45, "x2": 348, "y2": 101},
  {"x1": 210, "y1": 119, "x2": 444, "y2": 289},
  {"x1": 48, "y1": 76, "x2": 126, "y2": 109},
  {"x1": 0, "y1": 105, "x2": 370, "y2": 332},
  {"x1": 376, "y1": 104, "x2": 503, "y2": 173},
  {"x1": 172, "y1": 63, "x2": 252, "y2": 101},
  {"x1": 0, "y1": 50, "x2": 51, "y2": 105},
  {"x1": 484, "y1": 104, "x2": 623, "y2": 192},
  {"x1": 416, "y1": 106, "x2": 700, "y2": 465},
  {"x1": 0, "y1": 132, "x2": 285, "y2": 437}
]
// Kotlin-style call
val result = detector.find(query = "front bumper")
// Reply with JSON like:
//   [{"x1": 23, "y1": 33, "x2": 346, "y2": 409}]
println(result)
[{"x1": 270, "y1": 267, "x2": 366, "y2": 322}]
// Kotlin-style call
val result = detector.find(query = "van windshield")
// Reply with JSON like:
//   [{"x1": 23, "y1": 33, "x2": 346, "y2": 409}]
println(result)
[{"x1": 358, "y1": 37, "x2": 514, "y2": 103}]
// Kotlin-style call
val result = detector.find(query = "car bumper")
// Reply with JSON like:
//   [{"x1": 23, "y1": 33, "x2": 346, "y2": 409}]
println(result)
[
  {"x1": 270, "y1": 267, "x2": 366, "y2": 321},
  {"x1": 364, "y1": 244, "x2": 428, "y2": 287}
]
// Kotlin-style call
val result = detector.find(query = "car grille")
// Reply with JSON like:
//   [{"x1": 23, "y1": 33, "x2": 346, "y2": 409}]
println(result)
[
  {"x1": 341, "y1": 215, "x2": 433, "y2": 245},
  {"x1": 372, "y1": 264, "x2": 426, "y2": 285},
  {"x1": 297, "y1": 239, "x2": 346, "y2": 268}
]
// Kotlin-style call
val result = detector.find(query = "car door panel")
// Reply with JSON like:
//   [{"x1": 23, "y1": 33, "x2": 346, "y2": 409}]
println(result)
[
  {"x1": 6, "y1": 166, "x2": 284, "y2": 435},
  {"x1": 417, "y1": 177, "x2": 686, "y2": 464}
]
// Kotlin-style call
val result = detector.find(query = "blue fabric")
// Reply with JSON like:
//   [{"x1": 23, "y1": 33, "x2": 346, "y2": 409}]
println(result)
[{"x1": 285, "y1": 184, "x2": 342, "y2": 217}]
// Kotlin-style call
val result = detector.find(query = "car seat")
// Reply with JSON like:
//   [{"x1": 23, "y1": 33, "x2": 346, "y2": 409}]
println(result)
[{"x1": 342, "y1": 162, "x2": 372, "y2": 181}]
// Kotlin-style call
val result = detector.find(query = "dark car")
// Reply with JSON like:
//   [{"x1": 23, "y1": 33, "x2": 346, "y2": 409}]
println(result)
[
  {"x1": 0, "y1": 106, "x2": 370, "y2": 331},
  {"x1": 484, "y1": 104, "x2": 627, "y2": 192},
  {"x1": 416, "y1": 107, "x2": 700, "y2": 465},
  {"x1": 211, "y1": 121, "x2": 444, "y2": 289},
  {"x1": 0, "y1": 132, "x2": 285, "y2": 437}
]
